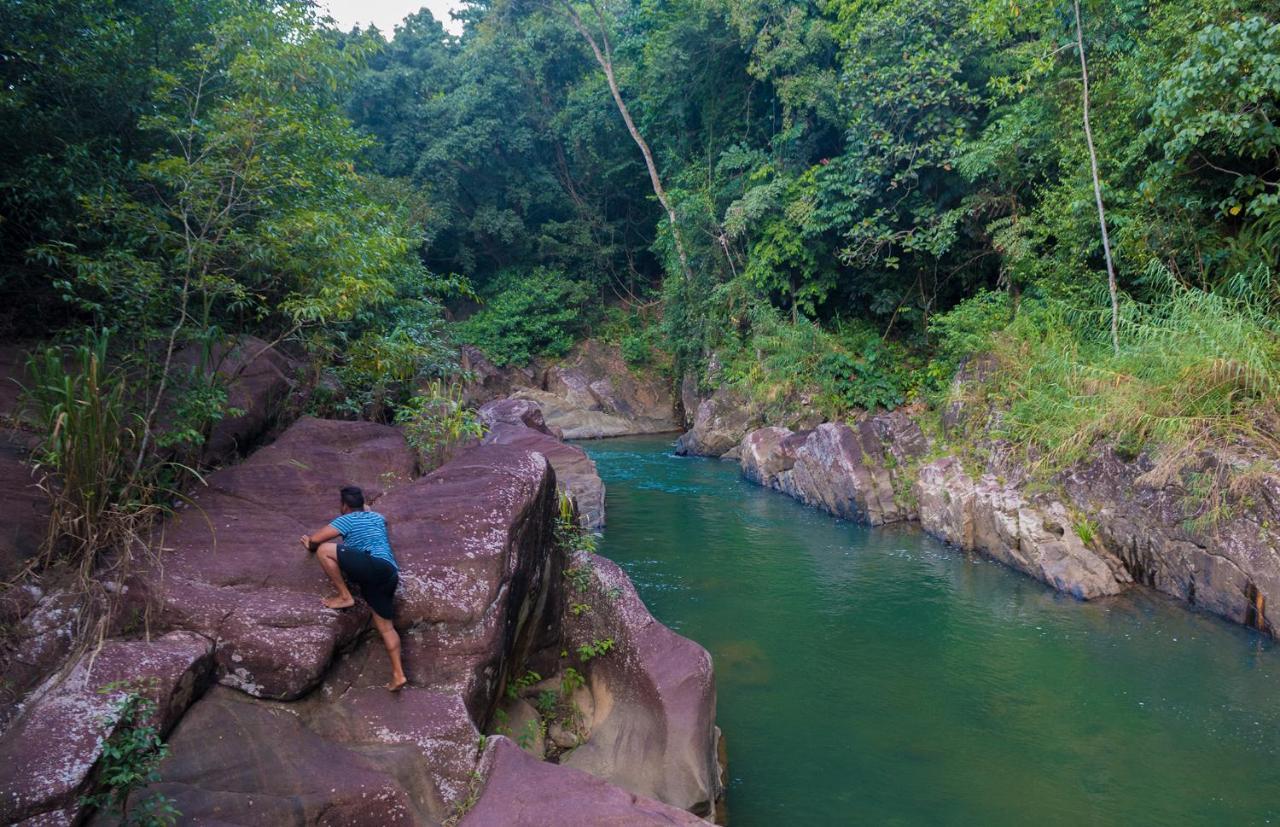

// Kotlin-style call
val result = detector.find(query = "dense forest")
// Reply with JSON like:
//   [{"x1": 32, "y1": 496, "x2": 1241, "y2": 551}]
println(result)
[{"x1": 3, "y1": 0, "x2": 1279, "y2": 505}]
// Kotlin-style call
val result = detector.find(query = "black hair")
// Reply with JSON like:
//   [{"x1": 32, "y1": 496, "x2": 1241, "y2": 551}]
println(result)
[{"x1": 340, "y1": 486, "x2": 365, "y2": 510}]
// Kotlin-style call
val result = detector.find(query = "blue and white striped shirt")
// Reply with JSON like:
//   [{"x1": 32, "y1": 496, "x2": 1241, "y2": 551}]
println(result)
[{"x1": 330, "y1": 510, "x2": 398, "y2": 570}]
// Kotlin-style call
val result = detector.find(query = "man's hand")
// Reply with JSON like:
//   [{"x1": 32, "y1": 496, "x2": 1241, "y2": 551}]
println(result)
[{"x1": 300, "y1": 534, "x2": 312, "y2": 552}]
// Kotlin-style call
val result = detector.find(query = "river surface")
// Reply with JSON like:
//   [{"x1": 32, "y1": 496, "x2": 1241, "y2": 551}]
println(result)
[{"x1": 582, "y1": 435, "x2": 1280, "y2": 826}]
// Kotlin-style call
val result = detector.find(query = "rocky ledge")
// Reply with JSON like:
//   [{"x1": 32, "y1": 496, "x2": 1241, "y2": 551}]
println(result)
[
  {"x1": 0, "y1": 410, "x2": 721, "y2": 824},
  {"x1": 684, "y1": 377, "x2": 1278, "y2": 636}
]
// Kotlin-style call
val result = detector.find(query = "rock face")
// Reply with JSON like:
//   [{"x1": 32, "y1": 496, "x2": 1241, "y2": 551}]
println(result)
[
  {"x1": 463, "y1": 340, "x2": 678, "y2": 439},
  {"x1": 675, "y1": 387, "x2": 763, "y2": 458},
  {"x1": 0, "y1": 410, "x2": 719, "y2": 825},
  {"x1": 914, "y1": 457, "x2": 1131, "y2": 599},
  {"x1": 136, "y1": 417, "x2": 416, "y2": 700},
  {"x1": 479, "y1": 398, "x2": 607, "y2": 530},
  {"x1": 559, "y1": 553, "x2": 721, "y2": 817},
  {"x1": 462, "y1": 737, "x2": 706, "y2": 826},
  {"x1": 0, "y1": 631, "x2": 214, "y2": 824},
  {"x1": 1062, "y1": 448, "x2": 1280, "y2": 633},
  {"x1": 741, "y1": 413, "x2": 928, "y2": 525}
]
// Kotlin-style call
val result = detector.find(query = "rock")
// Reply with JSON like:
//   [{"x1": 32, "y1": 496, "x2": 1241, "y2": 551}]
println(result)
[
  {"x1": 1062, "y1": 447, "x2": 1280, "y2": 632},
  {"x1": 915, "y1": 457, "x2": 1131, "y2": 599},
  {"x1": 464, "y1": 341, "x2": 677, "y2": 438},
  {"x1": 674, "y1": 387, "x2": 763, "y2": 458},
  {"x1": 461, "y1": 737, "x2": 706, "y2": 826},
  {"x1": 542, "y1": 340, "x2": 676, "y2": 429},
  {"x1": 136, "y1": 417, "x2": 416, "y2": 699},
  {"x1": 740, "y1": 412, "x2": 927, "y2": 525},
  {"x1": 480, "y1": 403, "x2": 606, "y2": 530},
  {"x1": 169, "y1": 335, "x2": 299, "y2": 465},
  {"x1": 560, "y1": 553, "x2": 721, "y2": 817},
  {"x1": 478, "y1": 397, "x2": 556, "y2": 437},
  {"x1": 0, "y1": 590, "x2": 82, "y2": 731},
  {"x1": 0, "y1": 631, "x2": 213, "y2": 825},
  {"x1": 460, "y1": 345, "x2": 535, "y2": 407},
  {"x1": 0, "y1": 432, "x2": 46, "y2": 583}
]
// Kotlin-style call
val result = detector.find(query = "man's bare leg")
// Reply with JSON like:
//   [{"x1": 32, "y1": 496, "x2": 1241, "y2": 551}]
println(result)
[
  {"x1": 315, "y1": 542, "x2": 356, "y2": 609},
  {"x1": 371, "y1": 612, "x2": 407, "y2": 691}
]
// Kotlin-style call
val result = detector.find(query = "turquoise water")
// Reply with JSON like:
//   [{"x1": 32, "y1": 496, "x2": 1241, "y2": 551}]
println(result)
[{"x1": 583, "y1": 436, "x2": 1280, "y2": 826}]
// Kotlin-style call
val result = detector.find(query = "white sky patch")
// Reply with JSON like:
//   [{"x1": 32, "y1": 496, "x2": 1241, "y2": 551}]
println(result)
[{"x1": 323, "y1": 0, "x2": 464, "y2": 36}]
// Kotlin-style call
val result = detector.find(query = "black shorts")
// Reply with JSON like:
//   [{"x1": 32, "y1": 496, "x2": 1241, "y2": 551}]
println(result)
[{"x1": 336, "y1": 545, "x2": 399, "y2": 620}]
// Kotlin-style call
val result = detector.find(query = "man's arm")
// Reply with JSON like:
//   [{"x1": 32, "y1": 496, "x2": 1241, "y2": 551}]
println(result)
[{"x1": 300, "y1": 523, "x2": 342, "y2": 552}]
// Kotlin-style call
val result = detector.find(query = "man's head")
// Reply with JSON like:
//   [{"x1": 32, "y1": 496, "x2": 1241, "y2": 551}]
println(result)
[{"x1": 340, "y1": 486, "x2": 365, "y2": 514}]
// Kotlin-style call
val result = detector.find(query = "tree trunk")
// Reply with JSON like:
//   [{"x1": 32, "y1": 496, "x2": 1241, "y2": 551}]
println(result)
[
  {"x1": 559, "y1": 0, "x2": 694, "y2": 283},
  {"x1": 1074, "y1": 0, "x2": 1120, "y2": 354}
]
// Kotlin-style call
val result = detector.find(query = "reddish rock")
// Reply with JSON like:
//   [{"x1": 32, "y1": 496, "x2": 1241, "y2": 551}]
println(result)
[
  {"x1": 461, "y1": 738, "x2": 706, "y2": 826},
  {"x1": 560, "y1": 553, "x2": 721, "y2": 817},
  {"x1": 0, "y1": 631, "x2": 213, "y2": 824},
  {"x1": 740, "y1": 413, "x2": 926, "y2": 525},
  {"x1": 0, "y1": 433, "x2": 45, "y2": 582},
  {"x1": 137, "y1": 417, "x2": 416, "y2": 699},
  {"x1": 480, "y1": 400, "x2": 606, "y2": 530}
]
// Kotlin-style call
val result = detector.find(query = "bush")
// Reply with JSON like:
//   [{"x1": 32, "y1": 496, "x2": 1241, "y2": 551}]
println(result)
[
  {"x1": 457, "y1": 268, "x2": 591, "y2": 366},
  {"x1": 395, "y1": 381, "x2": 486, "y2": 472},
  {"x1": 928, "y1": 289, "x2": 1014, "y2": 367}
]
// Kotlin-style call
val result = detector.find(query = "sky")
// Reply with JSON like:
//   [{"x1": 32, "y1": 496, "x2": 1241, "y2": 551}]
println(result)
[{"x1": 323, "y1": 0, "x2": 463, "y2": 35}]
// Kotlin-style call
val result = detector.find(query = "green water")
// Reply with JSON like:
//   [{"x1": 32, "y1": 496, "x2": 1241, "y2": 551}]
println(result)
[{"x1": 583, "y1": 436, "x2": 1280, "y2": 826}]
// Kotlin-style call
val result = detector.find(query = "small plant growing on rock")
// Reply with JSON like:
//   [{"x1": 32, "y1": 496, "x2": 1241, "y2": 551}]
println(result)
[
  {"x1": 80, "y1": 682, "x2": 179, "y2": 826},
  {"x1": 560, "y1": 667, "x2": 586, "y2": 696},
  {"x1": 504, "y1": 670, "x2": 541, "y2": 701},
  {"x1": 576, "y1": 637, "x2": 615, "y2": 662},
  {"x1": 1073, "y1": 516, "x2": 1099, "y2": 547}
]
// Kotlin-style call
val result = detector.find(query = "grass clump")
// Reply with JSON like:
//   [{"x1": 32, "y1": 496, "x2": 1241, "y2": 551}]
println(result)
[{"x1": 958, "y1": 265, "x2": 1280, "y2": 470}]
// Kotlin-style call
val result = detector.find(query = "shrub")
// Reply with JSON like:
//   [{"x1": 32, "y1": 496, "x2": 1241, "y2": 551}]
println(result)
[
  {"x1": 80, "y1": 683, "x2": 179, "y2": 826},
  {"x1": 457, "y1": 268, "x2": 591, "y2": 366},
  {"x1": 395, "y1": 380, "x2": 486, "y2": 472}
]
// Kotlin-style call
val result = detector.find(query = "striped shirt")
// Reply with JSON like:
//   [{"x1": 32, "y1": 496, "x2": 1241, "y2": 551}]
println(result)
[{"x1": 330, "y1": 510, "x2": 398, "y2": 570}]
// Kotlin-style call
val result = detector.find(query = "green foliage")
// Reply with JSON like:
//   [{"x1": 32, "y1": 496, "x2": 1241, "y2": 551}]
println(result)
[
  {"x1": 457, "y1": 269, "x2": 592, "y2": 366},
  {"x1": 79, "y1": 683, "x2": 178, "y2": 826},
  {"x1": 928, "y1": 290, "x2": 1015, "y2": 368},
  {"x1": 22, "y1": 332, "x2": 164, "y2": 576},
  {"x1": 505, "y1": 670, "x2": 542, "y2": 701},
  {"x1": 395, "y1": 381, "x2": 486, "y2": 471},
  {"x1": 979, "y1": 265, "x2": 1280, "y2": 469},
  {"x1": 575, "y1": 637, "x2": 615, "y2": 662}
]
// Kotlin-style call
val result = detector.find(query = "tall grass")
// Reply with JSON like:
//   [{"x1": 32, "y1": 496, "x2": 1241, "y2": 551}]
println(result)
[{"x1": 979, "y1": 265, "x2": 1280, "y2": 469}]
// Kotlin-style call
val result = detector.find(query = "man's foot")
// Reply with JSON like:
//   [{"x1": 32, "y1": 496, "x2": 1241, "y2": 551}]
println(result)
[
  {"x1": 386, "y1": 676, "x2": 408, "y2": 693},
  {"x1": 323, "y1": 595, "x2": 356, "y2": 610}
]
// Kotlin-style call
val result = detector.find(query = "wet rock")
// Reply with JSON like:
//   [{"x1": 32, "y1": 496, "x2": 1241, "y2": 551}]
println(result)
[
  {"x1": 740, "y1": 413, "x2": 927, "y2": 525},
  {"x1": 674, "y1": 386, "x2": 763, "y2": 458},
  {"x1": 461, "y1": 737, "x2": 706, "y2": 826},
  {"x1": 0, "y1": 631, "x2": 213, "y2": 825},
  {"x1": 560, "y1": 553, "x2": 721, "y2": 817},
  {"x1": 915, "y1": 457, "x2": 1131, "y2": 599},
  {"x1": 480, "y1": 401, "x2": 606, "y2": 530}
]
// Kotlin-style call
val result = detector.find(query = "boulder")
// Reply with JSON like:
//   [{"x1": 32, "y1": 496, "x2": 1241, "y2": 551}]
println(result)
[
  {"x1": 559, "y1": 554, "x2": 721, "y2": 817},
  {"x1": 136, "y1": 417, "x2": 416, "y2": 699},
  {"x1": 169, "y1": 335, "x2": 299, "y2": 465},
  {"x1": 0, "y1": 433, "x2": 45, "y2": 583},
  {"x1": 510, "y1": 388, "x2": 643, "y2": 440},
  {"x1": 674, "y1": 387, "x2": 763, "y2": 458},
  {"x1": 459, "y1": 345, "x2": 536, "y2": 407},
  {"x1": 0, "y1": 589, "x2": 81, "y2": 731},
  {"x1": 739, "y1": 412, "x2": 927, "y2": 525},
  {"x1": 461, "y1": 737, "x2": 706, "y2": 826},
  {"x1": 0, "y1": 631, "x2": 213, "y2": 825},
  {"x1": 480, "y1": 401, "x2": 606, "y2": 530},
  {"x1": 915, "y1": 456, "x2": 1131, "y2": 599}
]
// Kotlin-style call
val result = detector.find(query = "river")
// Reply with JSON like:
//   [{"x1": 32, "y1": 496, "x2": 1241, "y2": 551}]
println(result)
[{"x1": 583, "y1": 435, "x2": 1280, "y2": 825}]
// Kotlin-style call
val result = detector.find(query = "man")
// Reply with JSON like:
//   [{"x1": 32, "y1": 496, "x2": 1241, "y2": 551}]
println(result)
[{"x1": 301, "y1": 486, "x2": 407, "y2": 692}]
